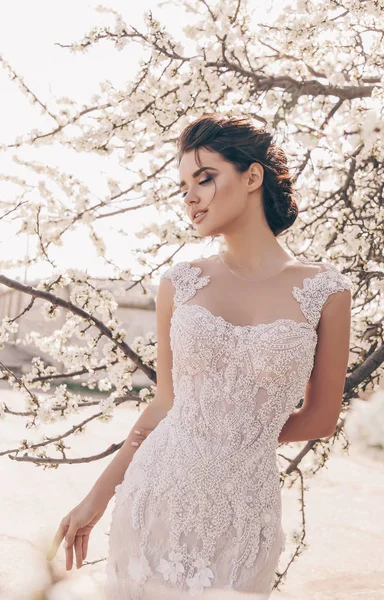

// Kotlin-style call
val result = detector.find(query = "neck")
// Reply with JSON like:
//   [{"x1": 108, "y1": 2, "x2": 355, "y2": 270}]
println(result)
[{"x1": 220, "y1": 240, "x2": 294, "y2": 272}]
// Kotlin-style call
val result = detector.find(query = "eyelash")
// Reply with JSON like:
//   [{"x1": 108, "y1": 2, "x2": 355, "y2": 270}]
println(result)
[{"x1": 181, "y1": 176, "x2": 212, "y2": 198}]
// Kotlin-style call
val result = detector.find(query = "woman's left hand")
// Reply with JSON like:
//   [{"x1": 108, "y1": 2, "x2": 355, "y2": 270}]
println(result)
[{"x1": 130, "y1": 427, "x2": 153, "y2": 448}]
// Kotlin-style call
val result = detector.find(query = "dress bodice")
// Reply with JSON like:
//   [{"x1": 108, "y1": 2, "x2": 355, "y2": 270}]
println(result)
[{"x1": 160, "y1": 256, "x2": 353, "y2": 447}]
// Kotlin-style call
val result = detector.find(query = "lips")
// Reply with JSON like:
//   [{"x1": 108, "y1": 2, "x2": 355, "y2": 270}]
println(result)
[{"x1": 193, "y1": 210, "x2": 208, "y2": 221}]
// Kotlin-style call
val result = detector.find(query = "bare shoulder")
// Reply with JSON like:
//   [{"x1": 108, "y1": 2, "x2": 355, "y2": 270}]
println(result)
[
  {"x1": 289, "y1": 257, "x2": 323, "y2": 277},
  {"x1": 189, "y1": 254, "x2": 220, "y2": 271},
  {"x1": 292, "y1": 257, "x2": 352, "y2": 283}
]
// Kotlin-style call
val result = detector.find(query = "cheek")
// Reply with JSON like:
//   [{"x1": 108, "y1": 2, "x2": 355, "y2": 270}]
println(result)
[{"x1": 214, "y1": 178, "x2": 243, "y2": 214}]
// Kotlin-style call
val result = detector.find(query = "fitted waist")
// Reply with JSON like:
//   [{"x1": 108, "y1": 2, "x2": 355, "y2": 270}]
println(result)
[
  {"x1": 159, "y1": 410, "x2": 279, "y2": 478},
  {"x1": 165, "y1": 404, "x2": 280, "y2": 451}
]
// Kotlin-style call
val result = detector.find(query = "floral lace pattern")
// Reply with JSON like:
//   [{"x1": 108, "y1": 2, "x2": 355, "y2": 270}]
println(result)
[
  {"x1": 105, "y1": 257, "x2": 353, "y2": 599},
  {"x1": 292, "y1": 261, "x2": 354, "y2": 328},
  {"x1": 156, "y1": 550, "x2": 186, "y2": 584}
]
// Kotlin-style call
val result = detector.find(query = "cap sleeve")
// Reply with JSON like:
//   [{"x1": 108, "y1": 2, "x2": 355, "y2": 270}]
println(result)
[
  {"x1": 293, "y1": 262, "x2": 353, "y2": 328},
  {"x1": 160, "y1": 261, "x2": 211, "y2": 307},
  {"x1": 323, "y1": 262, "x2": 353, "y2": 293}
]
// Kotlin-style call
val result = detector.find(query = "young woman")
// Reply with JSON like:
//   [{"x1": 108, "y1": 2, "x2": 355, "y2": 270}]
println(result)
[{"x1": 48, "y1": 114, "x2": 353, "y2": 599}]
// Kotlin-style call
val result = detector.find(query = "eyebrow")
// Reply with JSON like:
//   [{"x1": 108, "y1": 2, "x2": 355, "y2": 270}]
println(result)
[{"x1": 179, "y1": 167, "x2": 218, "y2": 189}]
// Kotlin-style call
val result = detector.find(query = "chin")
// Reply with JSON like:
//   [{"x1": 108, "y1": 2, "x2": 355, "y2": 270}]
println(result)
[
  {"x1": 192, "y1": 213, "x2": 223, "y2": 237},
  {"x1": 195, "y1": 223, "x2": 215, "y2": 235}
]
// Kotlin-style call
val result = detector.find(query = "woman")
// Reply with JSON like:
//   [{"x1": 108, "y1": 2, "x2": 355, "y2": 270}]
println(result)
[{"x1": 48, "y1": 114, "x2": 353, "y2": 599}]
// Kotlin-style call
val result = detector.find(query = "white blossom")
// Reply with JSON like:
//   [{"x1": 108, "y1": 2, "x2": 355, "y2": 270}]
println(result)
[{"x1": 345, "y1": 390, "x2": 384, "y2": 450}]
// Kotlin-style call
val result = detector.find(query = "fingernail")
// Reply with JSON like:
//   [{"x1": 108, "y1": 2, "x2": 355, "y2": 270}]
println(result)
[
  {"x1": 131, "y1": 441, "x2": 139, "y2": 446},
  {"x1": 63, "y1": 540, "x2": 68, "y2": 548},
  {"x1": 134, "y1": 430, "x2": 141, "y2": 434}
]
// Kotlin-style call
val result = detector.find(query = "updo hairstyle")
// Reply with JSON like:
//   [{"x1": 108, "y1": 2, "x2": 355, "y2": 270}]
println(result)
[{"x1": 176, "y1": 113, "x2": 298, "y2": 236}]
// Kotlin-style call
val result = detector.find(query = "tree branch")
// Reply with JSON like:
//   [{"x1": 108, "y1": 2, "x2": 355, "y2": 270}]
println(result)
[{"x1": 0, "y1": 274, "x2": 157, "y2": 382}]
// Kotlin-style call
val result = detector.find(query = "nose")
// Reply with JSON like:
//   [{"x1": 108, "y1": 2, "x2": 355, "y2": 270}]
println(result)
[
  {"x1": 183, "y1": 188, "x2": 202, "y2": 209},
  {"x1": 183, "y1": 191, "x2": 197, "y2": 213}
]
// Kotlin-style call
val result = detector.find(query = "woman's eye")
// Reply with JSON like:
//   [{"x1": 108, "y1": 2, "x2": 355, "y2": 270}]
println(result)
[{"x1": 181, "y1": 177, "x2": 212, "y2": 198}]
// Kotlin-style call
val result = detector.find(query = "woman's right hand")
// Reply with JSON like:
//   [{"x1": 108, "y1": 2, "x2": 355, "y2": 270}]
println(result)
[
  {"x1": 47, "y1": 495, "x2": 108, "y2": 570},
  {"x1": 46, "y1": 427, "x2": 153, "y2": 569}
]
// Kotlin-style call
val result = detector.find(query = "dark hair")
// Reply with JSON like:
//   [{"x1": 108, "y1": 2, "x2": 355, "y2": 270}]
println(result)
[{"x1": 176, "y1": 113, "x2": 298, "y2": 237}]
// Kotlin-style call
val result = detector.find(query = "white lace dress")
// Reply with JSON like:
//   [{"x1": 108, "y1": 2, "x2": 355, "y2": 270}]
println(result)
[{"x1": 105, "y1": 256, "x2": 353, "y2": 599}]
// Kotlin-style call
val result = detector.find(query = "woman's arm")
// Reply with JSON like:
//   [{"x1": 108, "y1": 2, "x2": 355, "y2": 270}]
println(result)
[
  {"x1": 278, "y1": 287, "x2": 352, "y2": 443},
  {"x1": 84, "y1": 401, "x2": 171, "y2": 507},
  {"x1": 86, "y1": 274, "x2": 175, "y2": 506}
]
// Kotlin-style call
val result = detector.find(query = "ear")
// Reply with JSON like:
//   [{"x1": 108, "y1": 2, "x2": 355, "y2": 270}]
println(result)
[{"x1": 246, "y1": 162, "x2": 264, "y2": 192}]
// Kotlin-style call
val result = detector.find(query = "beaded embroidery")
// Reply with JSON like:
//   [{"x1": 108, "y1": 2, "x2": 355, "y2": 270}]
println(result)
[{"x1": 106, "y1": 257, "x2": 353, "y2": 599}]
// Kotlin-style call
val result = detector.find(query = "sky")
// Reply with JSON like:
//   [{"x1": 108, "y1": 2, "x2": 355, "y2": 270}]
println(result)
[{"x1": 0, "y1": 0, "x2": 281, "y2": 283}]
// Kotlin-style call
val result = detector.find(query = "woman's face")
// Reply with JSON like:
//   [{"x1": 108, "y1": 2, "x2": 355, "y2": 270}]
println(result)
[{"x1": 178, "y1": 147, "x2": 258, "y2": 236}]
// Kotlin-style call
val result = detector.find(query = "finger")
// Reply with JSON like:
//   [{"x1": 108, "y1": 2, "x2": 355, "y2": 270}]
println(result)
[
  {"x1": 64, "y1": 520, "x2": 78, "y2": 549},
  {"x1": 133, "y1": 429, "x2": 151, "y2": 438},
  {"x1": 82, "y1": 535, "x2": 89, "y2": 561},
  {"x1": 64, "y1": 520, "x2": 78, "y2": 571},
  {"x1": 47, "y1": 523, "x2": 66, "y2": 560},
  {"x1": 74, "y1": 535, "x2": 83, "y2": 569},
  {"x1": 65, "y1": 542, "x2": 74, "y2": 571}
]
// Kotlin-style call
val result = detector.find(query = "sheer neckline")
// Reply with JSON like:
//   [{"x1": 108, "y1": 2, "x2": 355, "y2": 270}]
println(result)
[
  {"x1": 217, "y1": 253, "x2": 301, "y2": 283},
  {"x1": 170, "y1": 258, "x2": 329, "y2": 331}
]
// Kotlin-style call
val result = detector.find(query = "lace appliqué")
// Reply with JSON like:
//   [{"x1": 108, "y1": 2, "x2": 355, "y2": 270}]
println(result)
[
  {"x1": 156, "y1": 550, "x2": 185, "y2": 583},
  {"x1": 292, "y1": 263, "x2": 353, "y2": 328},
  {"x1": 161, "y1": 261, "x2": 211, "y2": 307},
  {"x1": 185, "y1": 557, "x2": 215, "y2": 596}
]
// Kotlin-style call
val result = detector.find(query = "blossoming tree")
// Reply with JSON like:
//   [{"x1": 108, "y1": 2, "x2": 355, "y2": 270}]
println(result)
[{"x1": 0, "y1": 0, "x2": 383, "y2": 588}]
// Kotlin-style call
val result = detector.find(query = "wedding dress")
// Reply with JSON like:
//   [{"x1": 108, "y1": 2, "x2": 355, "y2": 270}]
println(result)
[{"x1": 105, "y1": 254, "x2": 353, "y2": 599}]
